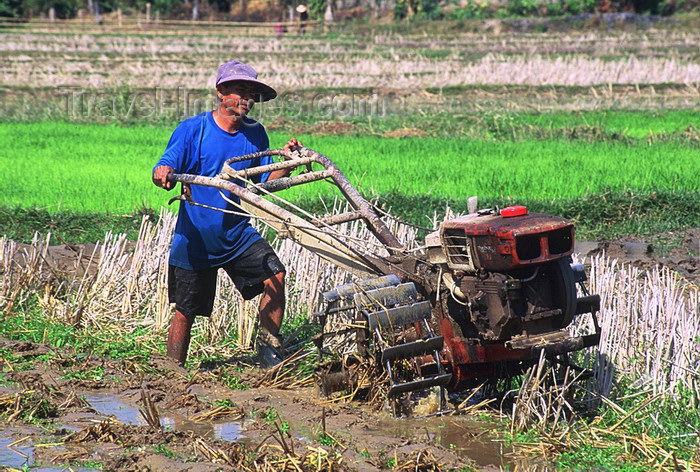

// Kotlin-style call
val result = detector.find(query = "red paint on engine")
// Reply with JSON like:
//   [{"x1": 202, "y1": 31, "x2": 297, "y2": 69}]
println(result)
[
  {"x1": 441, "y1": 212, "x2": 575, "y2": 271},
  {"x1": 501, "y1": 205, "x2": 528, "y2": 217}
]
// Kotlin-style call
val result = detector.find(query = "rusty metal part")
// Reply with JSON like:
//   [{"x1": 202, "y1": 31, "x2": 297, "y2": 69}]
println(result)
[
  {"x1": 436, "y1": 290, "x2": 601, "y2": 390},
  {"x1": 220, "y1": 148, "x2": 402, "y2": 252},
  {"x1": 441, "y1": 212, "x2": 574, "y2": 272},
  {"x1": 315, "y1": 211, "x2": 364, "y2": 227}
]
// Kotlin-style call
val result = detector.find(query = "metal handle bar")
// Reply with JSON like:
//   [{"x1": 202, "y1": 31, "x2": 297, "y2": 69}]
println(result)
[
  {"x1": 222, "y1": 147, "x2": 402, "y2": 251},
  {"x1": 169, "y1": 147, "x2": 402, "y2": 252},
  {"x1": 165, "y1": 169, "x2": 392, "y2": 278}
]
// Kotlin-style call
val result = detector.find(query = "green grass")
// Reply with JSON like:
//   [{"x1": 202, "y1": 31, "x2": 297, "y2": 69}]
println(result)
[
  {"x1": 0, "y1": 111, "x2": 698, "y2": 242},
  {"x1": 0, "y1": 121, "x2": 172, "y2": 213},
  {"x1": 61, "y1": 366, "x2": 106, "y2": 381},
  {"x1": 219, "y1": 371, "x2": 249, "y2": 390},
  {"x1": 153, "y1": 443, "x2": 176, "y2": 458},
  {"x1": 0, "y1": 299, "x2": 156, "y2": 362},
  {"x1": 553, "y1": 384, "x2": 700, "y2": 471},
  {"x1": 3, "y1": 187, "x2": 698, "y2": 244},
  {"x1": 499, "y1": 377, "x2": 700, "y2": 471},
  {"x1": 292, "y1": 135, "x2": 698, "y2": 200},
  {"x1": 1, "y1": 116, "x2": 698, "y2": 208},
  {"x1": 509, "y1": 109, "x2": 700, "y2": 138},
  {"x1": 0, "y1": 206, "x2": 153, "y2": 244}
]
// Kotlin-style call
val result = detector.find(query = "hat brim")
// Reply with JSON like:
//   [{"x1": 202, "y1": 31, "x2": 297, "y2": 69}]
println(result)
[{"x1": 216, "y1": 77, "x2": 278, "y2": 102}]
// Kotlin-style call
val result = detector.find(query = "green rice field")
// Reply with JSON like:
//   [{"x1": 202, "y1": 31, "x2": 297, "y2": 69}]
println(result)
[
  {"x1": 2, "y1": 110, "x2": 698, "y2": 212},
  {"x1": 0, "y1": 24, "x2": 698, "y2": 244}
]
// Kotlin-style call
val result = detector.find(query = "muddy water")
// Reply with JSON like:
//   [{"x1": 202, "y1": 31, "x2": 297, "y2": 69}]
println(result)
[
  {"x1": 84, "y1": 393, "x2": 145, "y2": 426},
  {"x1": 0, "y1": 437, "x2": 97, "y2": 471},
  {"x1": 84, "y1": 392, "x2": 244, "y2": 441},
  {"x1": 223, "y1": 387, "x2": 528, "y2": 470},
  {"x1": 374, "y1": 415, "x2": 511, "y2": 468},
  {"x1": 0, "y1": 391, "x2": 244, "y2": 471},
  {"x1": 0, "y1": 436, "x2": 34, "y2": 469}
]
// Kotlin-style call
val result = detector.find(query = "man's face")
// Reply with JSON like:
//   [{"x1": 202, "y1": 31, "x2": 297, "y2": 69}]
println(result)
[{"x1": 217, "y1": 81, "x2": 259, "y2": 116}]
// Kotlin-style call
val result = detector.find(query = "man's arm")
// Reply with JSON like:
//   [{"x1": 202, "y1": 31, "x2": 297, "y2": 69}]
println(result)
[
  {"x1": 153, "y1": 120, "x2": 192, "y2": 190},
  {"x1": 267, "y1": 137, "x2": 303, "y2": 182}
]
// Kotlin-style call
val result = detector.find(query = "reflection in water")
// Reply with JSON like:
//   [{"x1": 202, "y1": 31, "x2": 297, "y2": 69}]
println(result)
[
  {"x1": 85, "y1": 393, "x2": 145, "y2": 425},
  {"x1": 214, "y1": 421, "x2": 243, "y2": 441},
  {"x1": 375, "y1": 415, "x2": 512, "y2": 468},
  {"x1": 0, "y1": 437, "x2": 96, "y2": 471},
  {"x1": 81, "y1": 393, "x2": 551, "y2": 469},
  {"x1": 85, "y1": 392, "x2": 243, "y2": 442},
  {"x1": 0, "y1": 437, "x2": 33, "y2": 469}
]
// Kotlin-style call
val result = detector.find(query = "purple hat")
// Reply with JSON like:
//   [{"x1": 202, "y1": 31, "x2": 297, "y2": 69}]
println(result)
[{"x1": 215, "y1": 60, "x2": 277, "y2": 102}]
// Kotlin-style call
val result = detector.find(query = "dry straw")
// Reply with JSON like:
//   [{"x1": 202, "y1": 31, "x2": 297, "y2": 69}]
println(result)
[
  {"x1": 582, "y1": 254, "x2": 700, "y2": 398},
  {"x1": 0, "y1": 206, "x2": 418, "y2": 356},
  {"x1": 5, "y1": 52, "x2": 698, "y2": 89},
  {"x1": 2, "y1": 30, "x2": 699, "y2": 90}
]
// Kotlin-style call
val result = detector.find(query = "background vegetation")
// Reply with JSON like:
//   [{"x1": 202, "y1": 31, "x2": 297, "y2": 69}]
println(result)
[
  {"x1": 0, "y1": 0, "x2": 697, "y2": 21},
  {"x1": 1, "y1": 18, "x2": 699, "y2": 472},
  {"x1": 1, "y1": 23, "x2": 697, "y2": 245}
]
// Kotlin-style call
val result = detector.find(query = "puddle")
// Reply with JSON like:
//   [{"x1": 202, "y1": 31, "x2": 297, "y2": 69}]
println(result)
[
  {"x1": 0, "y1": 437, "x2": 96, "y2": 471},
  {"x1": 85, "y1": 393, "x2": 145, "y2": 426},
  {"x1": 160, "y1": 416, "x2": 244, "y2": 441},
  {"x1": 375, "y1": 415, "x2": 512, "y2": 468},
  {"x1": 0, "y1": 436, "x2": 34, "y2": 469},
  {"x1": 84, "y1": 392, "x2": 244, "y2": 442}
]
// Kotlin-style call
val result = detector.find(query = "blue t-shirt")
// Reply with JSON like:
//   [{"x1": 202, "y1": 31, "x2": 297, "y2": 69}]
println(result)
[{"x1": 154, "y1": 112, "x2": 273, "y2": 270}]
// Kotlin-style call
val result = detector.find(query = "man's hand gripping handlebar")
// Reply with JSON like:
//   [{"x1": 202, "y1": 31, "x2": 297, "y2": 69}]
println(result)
[
  {"x1": 152, "y1": 165, "x2": 192, "y2": 205},
  {"x1": 152, "y1": 165, "x2": 175, "y2": 190}
]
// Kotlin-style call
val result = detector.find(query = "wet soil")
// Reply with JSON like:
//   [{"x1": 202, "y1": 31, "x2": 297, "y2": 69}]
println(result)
[
  {"x1": 574, "y1": 228, "x2": 700, "y2": 285},
  {"x1": 0, "y1": 338, "x2": 516, "y2": 471},
  {"x1": 3, "y1": 230, "x2": 697, "y2": 470}
]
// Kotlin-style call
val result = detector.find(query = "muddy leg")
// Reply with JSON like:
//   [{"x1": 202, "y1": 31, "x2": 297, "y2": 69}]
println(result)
[
  {"x1": 259, "y1": 271, "x2": 285, "y2": 335},
  {"x1": 167, "y1": 309, "x2": 195, "y2": 366}
]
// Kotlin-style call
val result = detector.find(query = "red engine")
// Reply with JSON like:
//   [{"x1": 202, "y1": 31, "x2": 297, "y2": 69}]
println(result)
[
  {"x1": 425, "y1": 206, "x2": 600, "y2": 390},
  {"x1": 440, "y1": 205, "x2": 574, "y2": 272},
  {"x1": 320, "y1": 205, "x2": 600, "y2": 405}
]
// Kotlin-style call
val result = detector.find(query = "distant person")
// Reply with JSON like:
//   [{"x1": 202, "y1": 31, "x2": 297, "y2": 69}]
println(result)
[
  {"x1": 275, "y1": 23, "x2": 284, "y2": 39},
  {"x1": 152, "y1": 60, "x2": 302, "y2": 369},
  {"x1": 296, "y1": 4, "x2": 309, "y2": 34}
]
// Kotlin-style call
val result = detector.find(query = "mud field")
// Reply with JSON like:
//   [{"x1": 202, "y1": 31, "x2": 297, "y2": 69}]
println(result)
[
  {"x1": 1, "y1": 230, "x2": 698, "y2": 471},
  {"x1": 0, "y1": 338, "x2": 521, "y2": 471},
  {"x1": 574, "y1": 229, "x2": 700, "y2": 285}
]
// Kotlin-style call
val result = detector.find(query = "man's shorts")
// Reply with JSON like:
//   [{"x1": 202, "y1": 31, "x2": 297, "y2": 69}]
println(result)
[{"x1": 168, "y1": 239, "x2": 286, "y2": 317}]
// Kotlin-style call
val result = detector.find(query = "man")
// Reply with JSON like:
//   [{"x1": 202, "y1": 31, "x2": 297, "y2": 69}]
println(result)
[{"x1": 152, "y1": 60, "x2": 301, "y2": 368}]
